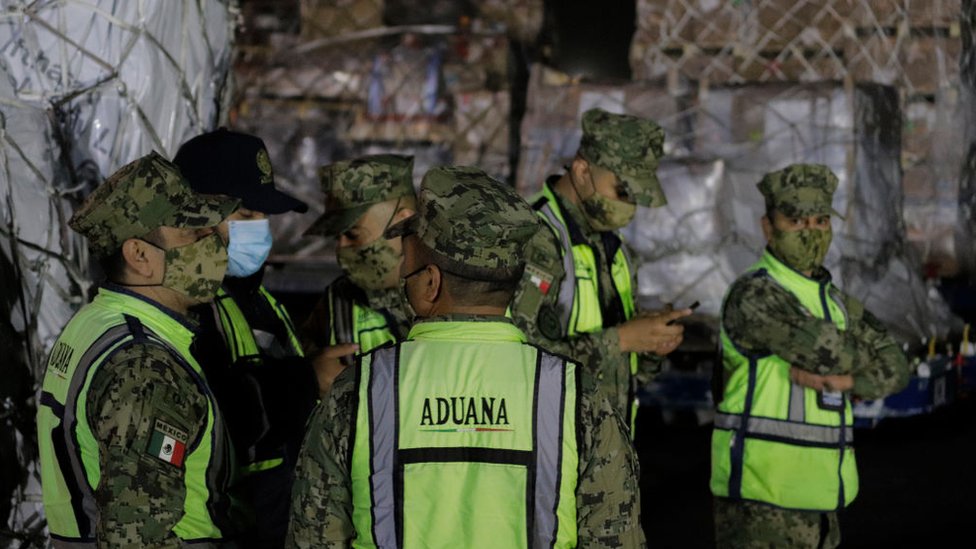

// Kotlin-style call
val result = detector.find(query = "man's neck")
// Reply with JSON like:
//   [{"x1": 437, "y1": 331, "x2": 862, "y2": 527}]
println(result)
[
  {"x1": 551, "y1": 172, "x2": 581, "y2": 206},
  {"x1": 224, "y1": 268, "x2": 265, "y2": 295},
  {"x1": 427, "y1": 299, "x2": 507, "y2": 318},
  {"x1": 445, "y1": 305, "x2": 507, "y2": 316}
]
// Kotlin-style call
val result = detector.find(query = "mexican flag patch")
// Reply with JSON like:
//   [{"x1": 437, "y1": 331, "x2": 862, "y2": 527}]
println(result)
[
  {"x1": 147, "y1": 419, "x2": 188, "y2": 468},
  {"x1": 525, "y1": 264, "x2": 553, "y2": 295}
]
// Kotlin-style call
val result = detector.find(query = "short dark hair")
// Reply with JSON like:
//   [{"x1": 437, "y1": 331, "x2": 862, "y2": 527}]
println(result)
[
  {"x1": 97, "y1": 248, "x2": 126, "y2": 282},
  {"x1": 413, "y1": 241, "x2": 524, "y2": 308}
]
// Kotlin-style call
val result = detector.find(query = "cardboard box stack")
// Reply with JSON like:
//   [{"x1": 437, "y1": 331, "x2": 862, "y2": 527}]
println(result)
[
  {"x1": 628, "y1": 0, "x2": 967, "y2": 275},
  {"x1": 300, "y1": 0, "x2": 383, "y2": 41},
  {"x1": 234, "y1": 3, "x2": 517, "y2": 259}
]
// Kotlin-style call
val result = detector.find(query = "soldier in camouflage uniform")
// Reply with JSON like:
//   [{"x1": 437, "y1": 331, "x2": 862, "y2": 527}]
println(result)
[
  {"x1": 510, "y1": 108, "x2": 692, "y2": 429},
  {"x1": 710, "y1": 164, "x2": 910, "y2": 548},
  {"x1": 288, "y1": 166, "x2": 645, "y2": 547},
  {"x1": 37, "y1": 152, "x2": 245, "y2": 547},
  {"x1": 300, "y1": 155, "x2": 416, "y2": 393}
]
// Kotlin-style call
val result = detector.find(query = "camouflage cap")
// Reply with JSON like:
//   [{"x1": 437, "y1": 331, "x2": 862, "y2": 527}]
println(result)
[
  {"x1": 68, "y1": 151, "x2": 239, "y2": 257},
  {"x1": 385, "y1": 166, "x2": 540, "y2": 270},
  {"x1": 757, "y1": 163, "x2": 842, "y2": 218},
  {"x1": 304, "y1": 154, "x2": 415, "y2": 237},
  {"x1": 579, "y1": 108, "x2": 667, "y2": 208}
]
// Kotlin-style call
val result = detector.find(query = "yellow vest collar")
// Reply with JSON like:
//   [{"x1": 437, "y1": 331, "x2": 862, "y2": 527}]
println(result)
[
  {"x1": 408, "y1": 315, "x2": 526, "y2": 343},
  {"x1": 98, "y1": 284, "x2": 198, "y2": 349}
]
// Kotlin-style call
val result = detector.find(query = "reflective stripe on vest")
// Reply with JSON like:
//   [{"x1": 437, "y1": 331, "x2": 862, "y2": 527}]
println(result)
[
  {"x1": 534, "y1": 184, "x2": 636, "y2": 339},
  {"x1": 534, "y1": 184, "x2": 639, "y2": 431},
  {"x1": 41, "y1": 323, "x2": 134, "y2": 543},
  {"x1": 39, "y1": 288, "x2": 230, "y2": 543},
  {"x1": 713, "y1": 412, "x2": 851, "y2": 446},
  {"x1": 711, "y1": 251, "x2": 858, "y2": 511},
  {"x1": 351, "y1": 340, "x2": 579, "y2": 548},
  {"x1": 326, "y1": 285, "x2": 397, "y2": 354},
  {"x1": 213, "y1": 286, "x2": 304, "y2": 364}
]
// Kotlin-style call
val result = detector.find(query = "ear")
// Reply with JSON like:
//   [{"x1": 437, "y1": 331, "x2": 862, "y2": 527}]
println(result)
[
  {"x1": 121, "y1": 238, "x2": 158, "y2": 280},
  {"x1": 425, "y1": 264, "x2": 443, "y2": 304},
  {"x1": 571, "y1": 156, "x2": 590, "y2": 182},
  {"x1": 216, "y1": 219, "x2": 230, "y2": 245},
  {"x1": 760, "y1": 215, "x2": 773, "y2": 242},
  {"x1": 391, "y1": 206, "x2": 415, "y2": 225}
]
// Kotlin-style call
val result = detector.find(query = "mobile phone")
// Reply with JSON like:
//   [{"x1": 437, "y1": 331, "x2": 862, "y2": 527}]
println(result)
[{"x1": 666, "y1": 300, "x2": 700, "y2": 325}]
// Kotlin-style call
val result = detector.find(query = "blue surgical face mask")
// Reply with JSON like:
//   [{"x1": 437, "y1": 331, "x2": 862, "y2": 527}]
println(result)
[{"x1": 226, "y1": 219, "x2": 273, "y2": 277}]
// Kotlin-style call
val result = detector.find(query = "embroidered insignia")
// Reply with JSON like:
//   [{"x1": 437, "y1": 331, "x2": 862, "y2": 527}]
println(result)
[
  {"x1": 538, "y1": 305, "x2": 563, "y2": 340},
  {"x1": 525, "y1": 263, "x2": 553, "y2": 295},
  {"x1": 256, "y1": 149, "x2": 273, "y2": 184},
  {"x1": 147, "y1": 418, "x2": 188, "y2": 467}
]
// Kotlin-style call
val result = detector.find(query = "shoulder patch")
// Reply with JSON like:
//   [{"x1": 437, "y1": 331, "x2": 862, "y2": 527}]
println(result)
[
  {"x1": 147, "y1": 418, "x2": 188, "y2": 468},
  {"x1": 525, "y1": 263, "x2": 554, "y2": 295},
  {"x1": 538, "y1": 305, "x2": 563, "y2": 340}
]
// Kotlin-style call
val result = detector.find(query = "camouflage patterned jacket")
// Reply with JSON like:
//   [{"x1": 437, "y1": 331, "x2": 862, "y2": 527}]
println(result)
[
  {"x1": 287, "y1": 315, "x2": 646, "y2": 548},
  {"x1": 721, "y1": 249, "x2": 909, "y2": 399},
  {"x1": 511, "y1": 178, "x2": 662, "y2": 418},
  {"x1": 43, "y1": 285, "x2": 242, "y2": 547}
]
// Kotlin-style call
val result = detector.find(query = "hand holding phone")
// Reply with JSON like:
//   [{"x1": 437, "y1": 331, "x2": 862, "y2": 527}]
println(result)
[{"x1": 666, "y1": 300, "x2": 700, "y2": 325}]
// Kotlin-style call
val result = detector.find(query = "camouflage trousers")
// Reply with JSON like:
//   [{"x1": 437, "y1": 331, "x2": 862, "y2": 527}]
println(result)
[{"x1": 713, "y1": 497, "x2": 841, "y2": 549}]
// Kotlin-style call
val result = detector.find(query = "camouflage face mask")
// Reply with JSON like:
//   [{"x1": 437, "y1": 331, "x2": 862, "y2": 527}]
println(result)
[
  {"x1": 398, "y1": 264, "x2": 427, "y2": 323},
  {"x1": 159, "y1": 232, "x2": 228, "y2": 303},
  {"x1": 770, "y1": 228, "x2": 832, "y2": 273},
  {"x1": 581, "y1": 193, "x2": 637, "y2": 231},
  {"x1": 337, "y1": 237, "x2": 402, "y2": 290}
]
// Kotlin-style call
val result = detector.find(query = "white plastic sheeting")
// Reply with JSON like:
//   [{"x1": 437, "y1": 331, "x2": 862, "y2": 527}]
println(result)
[{"x1": 0, "y1": 0, "x2": 236, "y2": 541}]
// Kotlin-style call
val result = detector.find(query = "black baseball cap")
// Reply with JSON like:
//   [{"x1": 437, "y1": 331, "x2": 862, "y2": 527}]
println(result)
[{"x1": 173, "y1": 128, "x2": 308, "y2": 214}]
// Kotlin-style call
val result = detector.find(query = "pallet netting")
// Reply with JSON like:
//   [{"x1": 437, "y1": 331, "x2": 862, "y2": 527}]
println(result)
[
  {"x1": 629, "y1": 0, "x2": 969, "y2": 276},
  {"x1": 233, "y1": 0, "x2": 534, "y2": 259},
  {"x1": 296, "y1": 0, "x2": 542, "y2": 43},
  {"x1": 0, "y1": 0, "x2": 236, "y2": 542}
]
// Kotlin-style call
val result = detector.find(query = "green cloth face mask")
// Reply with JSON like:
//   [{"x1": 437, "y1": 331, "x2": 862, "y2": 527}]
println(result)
[
  {"x1": 770, "y1": 228, "x2": 832, "y2": 273},
  {"x1": 338, "y1": 237, "x2": 402, "y2": 290},
  {"x1": 142, "y1": 232, "x2": 228, "y2": 304},
  {"x1": 397, "y1": 264, "x2": 428, "y2": 323},
  {"x1": 580, "y1": 192, "x2": 637, "y2": 231},
  {"x1": 570, "y1": 168, "x2": 637, "y2": 231}
]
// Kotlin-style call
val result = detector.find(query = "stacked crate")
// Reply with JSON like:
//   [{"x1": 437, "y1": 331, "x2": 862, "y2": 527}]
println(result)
[
  {"x1": 628, "y1": 0, "x2": 966, "y2": 275},
  {"x1": 233, "y1": 1, "x2": 534, "y2": 258},
  {"x1": 299, "y1": 0, "x2": 383, "y2": 41}
]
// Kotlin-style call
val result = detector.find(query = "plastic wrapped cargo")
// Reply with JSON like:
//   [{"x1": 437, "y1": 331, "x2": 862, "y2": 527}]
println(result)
[
  {"x1": 629, "y1": 0, "x2": 969, "y2": 281},
  {"x1": 0, "y1": 0, "x2": 236, "y2": 539}
]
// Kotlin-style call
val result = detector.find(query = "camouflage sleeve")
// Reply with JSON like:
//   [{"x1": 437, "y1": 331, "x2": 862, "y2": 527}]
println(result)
[
  {"x1": 577, "y1": 389, "x2": 646, "y2": 548},
  {"x1": 287, "y1": 367, "x2": 356, "y2": 548},
  {"x1": 85, "y1": 343, "x2": 209, "y2": 548},
  {"x1": 722, "y1": 276, "x2": 866, "y2": 376},
  {"x1": 511, "y1": 227, "x2": 625, "y2": 378},
  {"x1": 838, "y1": 294, "x2": 911, "y2": 399},
  {"x1": 634, "y1": 353, "x2": 664, "y2": 389}
]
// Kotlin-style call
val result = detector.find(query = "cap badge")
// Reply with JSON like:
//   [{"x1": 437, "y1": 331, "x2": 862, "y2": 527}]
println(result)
[{"x1": 257, "y1": 149, "x2": 273, "y2": 184}]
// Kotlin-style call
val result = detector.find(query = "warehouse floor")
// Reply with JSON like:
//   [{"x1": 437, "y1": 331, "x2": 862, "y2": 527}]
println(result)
[{"x1": 636, "y1": 397, "x2": 976, "y2": 548}]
